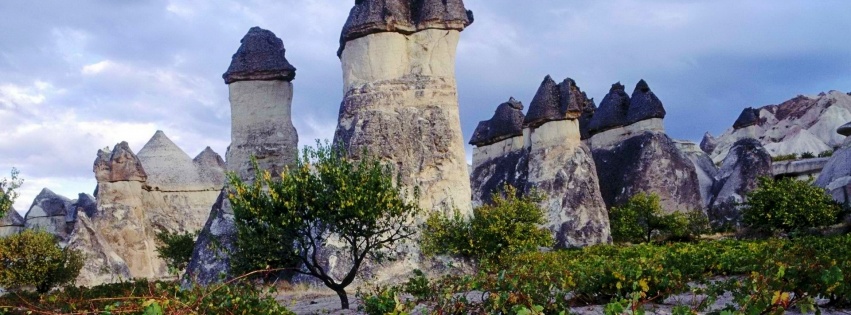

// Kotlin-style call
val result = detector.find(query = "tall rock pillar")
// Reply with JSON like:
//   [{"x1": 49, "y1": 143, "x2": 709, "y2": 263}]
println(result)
[
  {"x1": 334, "y1": 0, "x2": 474, "y2": 215},
  {"x1": 185, "y1": 27, "x2": 298, "y2": 285}
]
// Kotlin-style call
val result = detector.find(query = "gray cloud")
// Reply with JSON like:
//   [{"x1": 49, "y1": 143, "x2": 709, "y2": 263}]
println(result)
[{"x1": 2, "y1": 0, "x2": 851, "y2": 211}]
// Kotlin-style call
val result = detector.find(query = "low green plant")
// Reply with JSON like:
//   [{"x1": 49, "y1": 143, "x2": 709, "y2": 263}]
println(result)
[
  {"x1": 421, "y1": 185, "x2": 553, "y2": 262},
  {"x1": 800, "y1": 151, "x2": 816, "y2": 159},
  {"x1": 0, "y1": 229, "x2": 83, "y2": 293},
  {"x1": 154, "y1": 230, "x2": 197, "y2": 272},
  {"x1": 742, "y1": 177, "x2": 841, "y2": 234},
  {"x1": 771, "y1": 153, "x2": 798, "y2": 162},
  {"x1": 818, "y1": 150, "x2": 834, "y2": 158},
  {"x1": 609, "y1": 193, "x2": 709, "y2": 243}
]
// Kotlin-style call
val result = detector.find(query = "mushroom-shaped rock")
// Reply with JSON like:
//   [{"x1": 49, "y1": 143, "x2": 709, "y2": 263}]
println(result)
[
  {"x1": 469, "y1": 97, "x2": 525, "y2": 146},
  {"x1": 194, "y1": 147, "x2": 227, "y2": 189},
  {"x1": 837, "y1": 122, "x2": 851, "y2": 137},
  {"x1": 136, "y1": 131, "x2": 207, "y2": 192},
  {"x1": 94, "y1": 142, "x2": 147, "y2": 183},
  {"x1": 524, "y1": 76, "x2": 561, "y2": 128},
  {"x1": 626, "y1": 79, "x2": 666, "y2": 125},
  {"x1": 700, "y1": 132, "x2": 717, "y2": 154},
  {"x1": 223, "y1": 27, "x2": 296, "y2": 84},
  {"x1": 733, "y1": 107, "x2": 760, "y2": 129},
  {"x1": 588, "y1": 82, "x2": 630, "y2": 134}
]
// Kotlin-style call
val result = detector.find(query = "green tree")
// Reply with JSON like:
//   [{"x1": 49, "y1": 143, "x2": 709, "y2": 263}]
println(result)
[
  {"x1": 228, "y1": 142, "x2": 420, "y2": 309},
  {"x1": 0, "y1": 168, "x2": 23, "y2": 217},
  {"x1": 609, "y1": 193, "x2": 668, "y2": 243},
  {"x1": 421, "y1": 185, "x2": 553, "y2": 262},
  {"x1": 154, "y1": 230, "x2": 197, "y2": 272},
  {"x1": 0, "y1": 229, "x2": 83, "y2": 293},
  {"x1": 742, "y1": 177, "x2": 841, "y2": 234}
]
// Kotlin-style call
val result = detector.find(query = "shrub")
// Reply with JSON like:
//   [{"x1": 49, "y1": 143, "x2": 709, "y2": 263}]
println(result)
[
  {"x1": 0, "y1": 229, "x2": 83, "y2": 293},
  {"x1": 229, "y1": 142, "x2": 421, "y2": 309},
  {"x1": 800, "y1": 151, "x2": 816, "y2": 159},
  {"x1": 771, "y1": 153, "x2": 798, "y2": 162},
  {"x1": 610, "y1": 194, "x2": 710, "y2": 243},
  {"x1": 742, "y1": 177, "x2": 841, "y2": 234},
  {"x1": 421, "y1": 185, "x2": 553, "y2": 262},
  {"x1": 818, "y1": 150, "x2": 834, "y2": 158},
  {"x1": 0, "y1": 168, "x2": 23, "y2": 217},
  {"x1": 154, "y1": 230, "x2": 197, "y2": 272},
  {"x1": 664, "y1": 209, "x2": 712, "y2": 242}
]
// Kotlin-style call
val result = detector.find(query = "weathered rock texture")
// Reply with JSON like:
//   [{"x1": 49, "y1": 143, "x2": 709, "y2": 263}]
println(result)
[
  {"x1": 470, "y1": 76, "x2": 611, "y2": 248},
  {"x1": 70, "y1": 131, "x2": 224, "y2": 287},
  {"x1": 708, "y1": 138, "x2": 772, "y2": 227},
  {"x1": 23, "y1": 188, "x2": 75, "y2": 244},
  {"x1": 335, "y1": 0, "x2": 473, "y2": 216},
  {"x1": 586, "y1": 80, "x2": 703, "y2": 212},
  {"x1": 700, "y1": 132, "x2": 717, "y2": 155},
  {"x1": 675, "y1": 140, "x2": 719, "y2": 208},
  {"x1": 709, "y1": 91, "x2": 851, "y2": 162},
  {"x1": 0, "y1": 207, "x2": 24, "y2": 237},
  {"x1": 814, "y1": 122, "x2": 851, "y2": 205},
  {"x1": 186, "y1": 26, "x2": 299, "y2": 286}
]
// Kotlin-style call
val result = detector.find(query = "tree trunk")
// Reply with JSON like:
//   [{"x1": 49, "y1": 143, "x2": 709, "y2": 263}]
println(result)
[{"x1": 335, "y1": 288, "x2": 349, "y2": 309}]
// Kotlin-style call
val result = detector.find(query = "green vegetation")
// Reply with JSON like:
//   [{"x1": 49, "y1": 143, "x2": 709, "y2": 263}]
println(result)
[
  {"x1": 609, "y1": 193, "x2": 710, "y2": 243},
  {"x1": 0, "y1": 229, "x2": 83, "y2": 293},
  {"x1": 0, "y1": 279, "x2": 294, "y2": 314},
  {"x1": 421, "y1": 185, "x2": 553, "y2": 262},
  {"x1": 363, "y1": 235, "x2": 851, "y2": 314},
  {"x1": 229, "y1": 142, "x2": 420, "y2": 309},
  {"x1": 0, "y1": 168, "x2": 23, "y2": 217},
  {"x1": 818, "y1": 149, "x2": 834, "y2": 158},
  {"x1": 800, "y1": 151, "x2": 816, "y2": 159},
  {"x1": 771, "y1": 153, "x2": 798, "y2": 162},
  {"x1": 742, "y1": 177, "x2": 841, "y2": 234},
  {"x1": 154, "y1": 230, "x2": 197, "y2": 272}
]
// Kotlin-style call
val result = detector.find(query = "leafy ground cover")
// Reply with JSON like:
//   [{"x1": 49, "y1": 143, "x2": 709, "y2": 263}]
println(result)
[{"x1": 364, "y1": 235, "x2": 851, "y2": 314}]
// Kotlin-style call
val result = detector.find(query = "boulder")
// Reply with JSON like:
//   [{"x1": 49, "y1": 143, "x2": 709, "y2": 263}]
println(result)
[
  {"x1": 0, "y1": 207, "x2": 24, "y2": 237},
  {"x1": 838, "y1": 121, "x2": 851, "y2": 137},
  {"x1": 24, "y1": 188, "x2": 75, "y2": 244},
  {"x1": 625, "y1": 80, "x2": 666, "y2": 125},
  {"x1": 588, "y1": 82, "x2": 630, "y2": 134},
  {"x1": 700, "y1": 132, "x2": 717, "y2": 154},
  {"x1": 708, "y1": 138, "x2": 772, "y2": 227}
]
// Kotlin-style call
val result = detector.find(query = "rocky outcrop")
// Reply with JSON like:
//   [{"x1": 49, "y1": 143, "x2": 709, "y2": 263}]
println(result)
[
  {"x1": 24, "y1": 188, "x2": 75, "y2": 244},
  {"x1": 186, "y1": 26, "x2": 299, "y2": 286},
  {"x1": 675, "y1": 140, "x2": 719, "y2": 208},
  {"x1": 587, "y1": 80, "x2": 702, "y2": 212},
  {"x1": 94, "y1": 142, "x2": 148, "y2": 183},
  {"x1": 335, "y1": 0, "x2": 473, "y2": 216},
  {"x1": 814, "y1": 122, "x2": 851, "y2": 205},
  {"x1": 709, "y1": 91, "x2": 851, "y2": 162},
  {"x1": 0, "y1": 207, "x2": 24, "y2": 237},
  {"x1": 708, "y1": 138, "x2": 772, "y2": 227},
  {"x1": 471, "y1": 76, "x2": 611, "y2": 248},
  {"x1": 700, "y1": 132, "x2": 717, "y2": 155}
]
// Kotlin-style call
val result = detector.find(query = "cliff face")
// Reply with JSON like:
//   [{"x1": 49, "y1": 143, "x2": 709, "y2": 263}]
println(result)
[
  {"x1": 69, "y1": 132, "x2": 224, "y2": 287},
  {"x1": 814, "y1": 122, "x2": 851, "y2": 205},
  {"x1": 709, "y1": 91, "x2": 851, "y2": 162},
  {"x1": 470, "y1": 76, "x2": 611, "y2": 248}
]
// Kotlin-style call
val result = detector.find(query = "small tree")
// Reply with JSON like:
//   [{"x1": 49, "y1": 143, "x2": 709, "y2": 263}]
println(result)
[
  {"x1": 742, "y1": 177, "x2": 841, "y2": 234},
  {"x1": 229, "y1": 142, "x2": 420, "y2": 309},
  {"x1": 0, "y1": 229, "x2": 83, "y2": 293},
  {"x1": 421, "y1": 185, "x2": 553, "y2": 262},
  {"x1": 609, "y1": 193, "x2": 667, "y2": 243},
  {"x1": 0, "y1": 168, "x2": 24, "y2": 217},
  {"x1": 154, "y1": 230, "x2": 197, "y2": 272}
]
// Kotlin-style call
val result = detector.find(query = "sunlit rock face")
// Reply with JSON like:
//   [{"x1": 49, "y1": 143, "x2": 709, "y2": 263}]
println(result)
[
  {"x1": 70, "y1": 131, "x2": 225, "y2": 287},
  {"x1": 709, "y1": 91, "x2": 851, "y2": 163},
  {"x1": 185, "y1": 26, "x2": 299, "y2": 286},
  {"x1": 708, "y1": 138, "x2": 772, "y2": 227},
  {"x1": 335, "y1": 0, "x2": 473, "y2": 216},
  {"x1": 814, "y1": 122, "x2": 851, "y2": 205},
  {"x1": 586, "y1": 80, "x2": 702, "y2": 213},
  {"x1": 470, "y1": 76, "x2": 611, "y2": 248}
]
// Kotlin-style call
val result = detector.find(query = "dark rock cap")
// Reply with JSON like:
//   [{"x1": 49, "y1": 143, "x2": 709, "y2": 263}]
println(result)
[
  {"x1": 625, "y1": 79, "x2": 666, "y2": 125},
  {"x1": 223, "y1": 27, "x2": 296, "y2": 84},
  {"x1": 700, "y1": 132, "x2": 717, "y2": 154},
  {"x1": 578, "y1": 98, "x2": 597, "y2": 140},
  {"x1": 25, "y1": 188, "x2": 72, "y2": 218},
  {"x1": 338, "y1": 0, "x2": 473, "y2": 57},
  {"x1": 837, "y1": 122, "x2": 851, "y2": 137},
  {"x1": 588, "y1": 82, "x2": 630, "y2": 134},
  {"x1": 523, "y1": 76, "x2": 589, "y2": 128},
  {"x1": 469, "y1": 97, "x2": 525, "y2": 146},
  {"x1": 733, "y1": 107, "x2": 760, "y2": 129}
]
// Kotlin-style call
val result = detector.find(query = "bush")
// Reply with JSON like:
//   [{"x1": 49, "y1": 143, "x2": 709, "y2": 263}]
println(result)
[
  {"x1": 818, "y1": 150, "x2": 834, "y2": 158},
  {"x1": 0, "y1": 229, "x2": 83, "y2": 293},
  {"x1": 742, "y1": 177, "x2": 841, "y2": 234},
  {"x1": 800, "y1": 151, "x2": 816, "y2": 159},
  {"x1": 0, "y1": 168, "x2": 23, "y2": 217},
  {"x1": 772, "y1": 153, "x2": 798, "y2": 162},
  {"x1": 154, "y1": 230, "x2": 197, "y2": 272},
  {"x1": 421, "y1": 185, "x2": 553, "y2": 262},
  {"x1": 610, "y1": 194, "x2": 710, "y2": 243}
]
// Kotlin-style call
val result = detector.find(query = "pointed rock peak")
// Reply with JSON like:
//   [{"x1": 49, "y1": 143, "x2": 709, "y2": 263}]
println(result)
[
  {"x1": 626, "y1": 79, "x2": 666, "y2": 125},
  {"x1": 733, "y1": 107, "x2": 760, "y2": 129},
  {"x1": 223, "y1": 26, "x2": 296, "y2": 84},
  {"x1": 557, "y1": 77, "x2": 590, "y2": 115},
  {"x1": 524, "y1": 75, "x2": 564, "y2": 127},
  {"x1": 194, "y1": 147, "x2": 226, "y2": 169},
  {"x1": 838, "y1": 121, "x2": 851, "y2": 137},
  {"x1": 589, "y1": 82, "x2": 631, "y2": 134},
  {"x1": 138, "y1": 130, "x2": 192, "y2": 161},
  {"x1": 469, "y1": 97, "x2": 526, "y2": 146},
  {"x1": 26, "y1": 188, "x2": 71, "y2": 218}
]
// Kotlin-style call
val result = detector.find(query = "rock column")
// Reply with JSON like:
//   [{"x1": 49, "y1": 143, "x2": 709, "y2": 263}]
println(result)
[
  {"x1": 334, "y1": 0, "x2": 474, "y2": 215},
  {"x1": 185, "y1": 27, "x2": 298, "y2": 285}
]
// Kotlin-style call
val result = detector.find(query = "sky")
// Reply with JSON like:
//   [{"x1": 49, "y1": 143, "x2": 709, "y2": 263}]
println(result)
[{"x1": 2, "y1": 0, "x2": 851, "y2": 213}]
